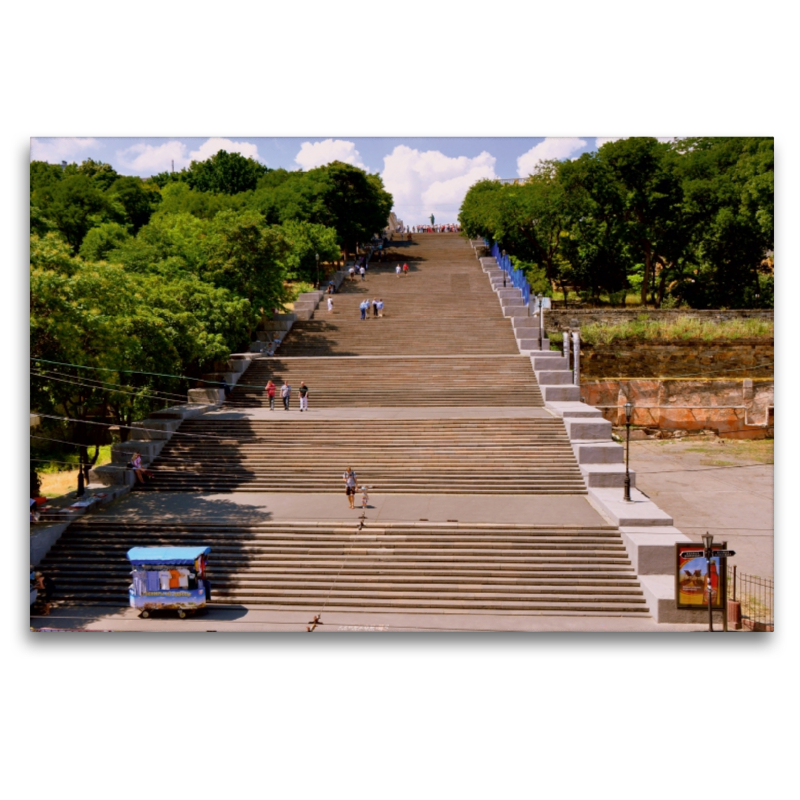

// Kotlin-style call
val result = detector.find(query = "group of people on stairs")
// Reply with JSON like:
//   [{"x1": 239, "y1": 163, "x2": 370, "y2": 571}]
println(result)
[{"x1": 264, "y1": 380, "x2": 309, "y2": 411}]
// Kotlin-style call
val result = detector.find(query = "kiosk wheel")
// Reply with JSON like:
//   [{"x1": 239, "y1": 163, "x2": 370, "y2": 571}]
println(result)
[
  {"x1": 177, "y1": 609, "x2": 186, "y2": 619},
  {"x1": 140, "y1": 610, "x2": 150, "y2": 619}
]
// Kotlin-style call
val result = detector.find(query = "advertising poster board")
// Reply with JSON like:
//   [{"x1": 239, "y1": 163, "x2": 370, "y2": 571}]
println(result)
[{"x1": 675, "y1": 542, "x2": 727, "y2": 610}]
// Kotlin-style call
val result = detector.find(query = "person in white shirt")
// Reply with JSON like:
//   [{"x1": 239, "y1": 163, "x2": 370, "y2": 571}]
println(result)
[
  {"x1": 378, "y1": 299, "x2": 384, "y2": 317},
  {"x1": 327, "y1": 296, "x2": 333, "y2": 312},
  {"x1": 343, "y1": 467, "x2": 357, "y2": 509},
  {"x1": 280, "y1": 381, "x2": 291, "y2": 410},
  {"x1": 396, "y1": 264, "x2": 401, "y2": 278}
]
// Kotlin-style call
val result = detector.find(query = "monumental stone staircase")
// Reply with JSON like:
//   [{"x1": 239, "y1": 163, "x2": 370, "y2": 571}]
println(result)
[
  {"x1": 224, "y1": 356, "x2": 544, "y2": 408},
  {"x1": 40, "y1": 232, "x2": 651, "y2": 619},
  {"x1": 39, "y1": 519, "x2": 647, "y2": 614},
  {"x1": 137, "y1": 417, "x2": 586, "y2": 494},
  {"x1": 276, "y1": 256, "x2": 521, "y2": 356}
]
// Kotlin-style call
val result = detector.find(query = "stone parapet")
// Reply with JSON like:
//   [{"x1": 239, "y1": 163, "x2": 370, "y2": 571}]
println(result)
[
  {"x1": 188, "y1": 388, "x2": 224, "y2": 405},
  {"x1": 577, "y1": 339, "x2": 774, "y2": 379},
  {"x1": 547, "y1": 308, "x2": 773, "y2": 330}
]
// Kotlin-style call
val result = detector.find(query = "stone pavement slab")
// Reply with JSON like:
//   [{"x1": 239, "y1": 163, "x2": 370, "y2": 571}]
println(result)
[
  {"x1": 96, "y1": 490, "x2": 608, "y2": 527},
  {"x1": 203, "y1": 406, "x2": 553, "y2": 421},
  {"x1": 30, "y1": 604, "x2": 725, "y2": 633},
  {"x1": 630, "y1": 440, "x2": 773, "y2": 577}
]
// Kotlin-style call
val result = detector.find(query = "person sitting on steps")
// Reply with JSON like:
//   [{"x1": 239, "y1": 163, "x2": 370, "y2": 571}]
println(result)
[{"x1": 130, "y1": 451, "x2": 154, "y2": 485}]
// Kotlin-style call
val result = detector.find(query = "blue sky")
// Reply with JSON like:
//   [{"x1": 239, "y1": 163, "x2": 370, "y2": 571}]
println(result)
[{"x1": 30, "y1": 136, "x2": 625, "y2": 226}]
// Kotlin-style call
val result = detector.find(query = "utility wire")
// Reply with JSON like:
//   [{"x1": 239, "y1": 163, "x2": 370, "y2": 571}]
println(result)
[
  {"x1": 31, "y1": 371, "x2": 181, "y2": 406},
  {"x1": 36, "y1": 366, "x2": 187, "y2": 400},
  {"x1": 31, "y1": 357, "x2": 230, "y2": 387},
  {"x1": 31, "y1": 413, "x2": 229, "y2": 441}
]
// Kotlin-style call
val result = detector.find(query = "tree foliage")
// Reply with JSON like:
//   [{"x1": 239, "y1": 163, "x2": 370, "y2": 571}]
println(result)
[
  {"x1": 458, "y1": 137, "x2": 774, "y2": 309},
  {"x1": 30, "y1": 149, "x2": 393, "y2": 477}
]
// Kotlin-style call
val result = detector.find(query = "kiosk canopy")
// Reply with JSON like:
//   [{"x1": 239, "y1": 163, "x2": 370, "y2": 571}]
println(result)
[{"x1": 127, "y1": 546, "x2": 211, "y2": 566}]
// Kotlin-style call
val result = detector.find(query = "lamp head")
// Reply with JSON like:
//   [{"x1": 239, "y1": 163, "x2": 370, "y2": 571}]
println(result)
[
  {"x1": 701, "y1": 531, "x2": 714, "y2": 551},
  {"x1": 624, "y1": 401, "x2": 633, "y2": 423}
]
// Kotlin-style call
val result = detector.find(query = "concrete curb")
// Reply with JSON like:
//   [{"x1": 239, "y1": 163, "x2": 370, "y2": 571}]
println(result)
[{"x1": 529, "y1": 342, "x2": 703, "y2": 623}]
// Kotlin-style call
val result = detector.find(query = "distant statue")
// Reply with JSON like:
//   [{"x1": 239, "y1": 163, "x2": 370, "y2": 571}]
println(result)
[{"x1": 430, "y1": 214, "x2": 435, "y2": 226}]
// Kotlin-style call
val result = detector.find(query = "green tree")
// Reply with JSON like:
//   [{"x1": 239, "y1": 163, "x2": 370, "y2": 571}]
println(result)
[
  {"x1": 278, "y1": 219, "x2": 341, "y2": 283},
  {"x1": 79, "y1": 221, "x2": 133, "y2": 261},
  {"x1": 255, "y1": 162, "x2": 392, "y2": 257},
  {"x1": 592, "y1": 137, "x2": 684, "y2": 306},
  {"x1": 39, "y1": 174, "x2": 119, "y2": 251},
  {"x1": 204, "y1": 209, "x2": 290, "y2": 312},
  {"x1": 106, "y1": 176, "x2": 160, "y2": 232},
  {"x1": 185, "y1": 150, "x2": 270, "y2": 195},
  {"x1": 672, "y1": 137, "x2": 773, "y2": 308}
]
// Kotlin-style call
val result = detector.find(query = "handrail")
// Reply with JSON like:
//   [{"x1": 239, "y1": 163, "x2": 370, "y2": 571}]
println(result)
[{"x1": 490, "y1": 242, "x2": 531, "y2": 305}]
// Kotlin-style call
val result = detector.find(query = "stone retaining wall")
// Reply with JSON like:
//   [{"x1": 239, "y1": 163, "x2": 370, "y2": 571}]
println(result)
[
  {"x1": 548, "y1": 308, "x2": 773, "y2": 329},
  {"x1": 581, "y1": 378, "x2": 774, "y2": 439},
  {"x1": 578, "y1": 339, "x2": 773, "y2": 379}
]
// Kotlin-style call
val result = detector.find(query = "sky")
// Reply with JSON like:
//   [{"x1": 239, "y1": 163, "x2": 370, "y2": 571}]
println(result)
[{"x1": 30, "y1": 135, "x2": 635, "y2": 226}]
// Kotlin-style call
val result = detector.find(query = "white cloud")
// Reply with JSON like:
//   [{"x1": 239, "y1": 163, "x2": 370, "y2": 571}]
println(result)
[
  {"x1": 116, "y1": 137, "x2": 264, "y2": 175},
  {"x1": 189, "y1": 137, "x2": 263, "y2": 163},
  {"x1": 595, "y1": 137, "x2": 625, "y2": 148},
  {"x1": 381, "y1": 145, "x2": 497, "y2": 224},
  {"x1": 294, "y1": 139, "x2": 367, "y2": 170},
  {"x1": 118, "y1": 141, "x2": 190, "y2": 174},
  {"x1": 30, "y1": 137, "x2": 99, "y2": 163},
  {"x1": 517, "y1": 137, "x2": 587, "y2": 177}
]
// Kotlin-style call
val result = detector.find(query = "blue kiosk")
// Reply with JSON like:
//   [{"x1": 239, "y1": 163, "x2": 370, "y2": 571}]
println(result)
[{"x1": 127, "y1": 546, "x2": 211, "y2": 618}]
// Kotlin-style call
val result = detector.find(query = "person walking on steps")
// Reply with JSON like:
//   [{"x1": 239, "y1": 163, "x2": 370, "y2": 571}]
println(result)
[
  {"x1": 281, "y1": 380, "x2": 291, "y2": 410},
  {"x1": 327, "y1": 296, "x2": 333, "y2": 312},
  {"x1": 396, "y1": 264, "x2": 401, "y2": 278},
  {"x1": 360, "y1": 265, "x2": 366, "y2": 281},
  {"x1": 360, "y1": 300, "x2": 368, "y2": 321},
  {"x1": 372, "y1": 298, "x2": 379, "y2": 317},
  {"x1": 266, "y1": 379, "x2": 276, "y2": 410},
  {"x1": 299, "y1": 381, "x2": 309, "y2": 412},
  {"x1": 403, "y1": 262, "x2": 409, "y2": 276},
  {"x1": 378, "y1": 298, "x2": 384, "y2": 317},
  {"x1": 343, "y1": 467, "x2": 358, "y2": 509}
]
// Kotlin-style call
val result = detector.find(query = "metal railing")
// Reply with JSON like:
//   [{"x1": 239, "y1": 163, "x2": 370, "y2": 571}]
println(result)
[
  {"x1": 489, "y1": 242, "x2": 531, "y2": 305},
  {"x1": 727, "y1": 566, "x2": 774, "y2": 630}
]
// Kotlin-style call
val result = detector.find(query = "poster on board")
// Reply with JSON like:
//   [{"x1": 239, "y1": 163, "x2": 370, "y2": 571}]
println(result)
[{"x1": 675, "y1": 543, "x2": 726, "y2": 610}]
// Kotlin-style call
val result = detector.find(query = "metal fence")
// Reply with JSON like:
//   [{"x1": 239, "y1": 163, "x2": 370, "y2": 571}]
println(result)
[
  {"x1": 727, "y1": 566, "x2": 774, "y2": 631},
  {"x1": 489, "y1": 242, "x2": 531, "y2": 305}
]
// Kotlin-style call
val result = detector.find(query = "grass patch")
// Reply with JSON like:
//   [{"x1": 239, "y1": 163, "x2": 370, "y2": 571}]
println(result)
[
  {"x1": 286, "y1": 281, "x2": 317, "y2": 303},
  {"x1": 665, "y1": 438, "x2": 773, "y2": 465},
  {"x1": 39, "y1": 469, "x2": 81, "y2": 500},
  {"x1": 579, "y1": 316, "x2": 774, "y2": 345},
  {"x1": 36, "y1": 445, "x2": 114, "y2": 501},
  {"x1": 36, "y1": 445, "x2": 113, "y2": 473}
]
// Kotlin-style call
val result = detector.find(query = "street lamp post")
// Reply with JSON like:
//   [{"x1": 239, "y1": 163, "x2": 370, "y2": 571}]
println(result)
[
  {"x1": 315, "y1": 252, "x2": 320, "y2": 290},
  {"x1": 702, "y1": 531, "x2": 715, "y2": 632},
  {"x1": 538, "y1": 296, "x2": 543, "y2": 351},
  {"x1": 623, "y1": 401, "x2": 633, "y2": 502},
  {"x1": 74, "y1": 404, "x2": 86, "y2": 497}
]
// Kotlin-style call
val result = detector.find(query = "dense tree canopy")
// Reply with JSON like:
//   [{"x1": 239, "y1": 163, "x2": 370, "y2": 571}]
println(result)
[
  {"x1": 30, "y1": 152, "x2": 392, "y2": 476},
  {"x1": 459, "y1": 137, "x2": 774, "y2": 309}
]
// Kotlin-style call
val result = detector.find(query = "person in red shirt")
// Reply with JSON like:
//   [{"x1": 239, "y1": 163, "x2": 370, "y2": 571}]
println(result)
[{"x1": 265, "y1": 380, "x2": 276, "y2": 411}]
